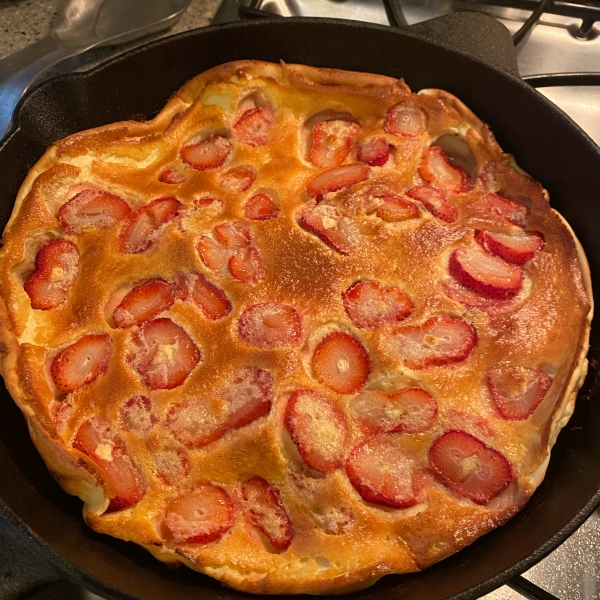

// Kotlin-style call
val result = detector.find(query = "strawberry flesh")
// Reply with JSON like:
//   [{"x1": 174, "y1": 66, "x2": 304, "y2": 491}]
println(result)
[
  {"x1": 346, "y1": 436, "x2": 418, "y2": 508},
  {"x1": 244, "y1": 193, "x2": 279, "y2": 220},
  {"x1": 406, "y1": 185, "x2": 457, "y2": 222},
  {"x1": 285, "y1": 390, "x2": 347, "y2": 473},
  {"x1": 358, "y1": 137, "x2": 390, "y2": 167},
  {"x1": 174, "y1": 272, "x2": 232, "y2": 320},
  {"x1": 450, "y1": 245, "x2": 523, "y2": 299},
  {"x1": 238, "y1": 302, "x2": 302, "y2": 349},
  {"x1": 164, "y1": 482, "x2": 234, "y2": 544},
  {"x1": 475, "y1": 229, "x2": 544, "y2": 265},
  {"x1": 228, "y1": 245, "x2": 266, "y2": 283},
  {"x1": 385, "y1": 102, "x2": 427, "y2": 137},
  {"x1": 429, "y1": 430, "x2": 512, "y2": 504},
  {"x1": 419, "y1": 146, "x2": 469, "y2": 193},
  {"x1": 166, "y1": 397, "x2": 226, "y2": 447},
  {"x1": 233, "y1": 107, "x2": 276, "y2": 147},
  {"x1": 307, "y1": 164, "x2": 369, "y2": 200},
  {"x1": 113, "y1": 278, "x2": 175, "y2": 328},
  {"x1": 119, "y1": 395, "x2": 157, "y2": 435},
  {"x1": 309, "y1": 119, "x2": 361, "y2": 168},
  {"x1": 485, "y1": 192, "x2": 529, "y2": 226},
  {"x1": 219, "y1": 165, "x2": 256, "y2": 193},
  {"x1": 487, "y1": 365, "x2": 552, "y2": 420},
  {"x1": 241, "y1": 476, "x2": 294, "y2": 551},
  {"x1": 393, "y1": 316, "x2": 476, "y2": 369},
  {"x1": 24, "y1": 239, "x2": 79, "y2": 310},
  {"x1": 74, "y1": 416, "x2": 146, "y2": 512},
  {"x1": 312, "y1": 331, "x2": 370, "y2": 394},
  {"x1": 350, "y1": 387, "x2": 437, "y2": 434},
  {"x1": 197, "y1": 235, "x2": 229, "y2": 272},
  {"x1": 59, "y1": 189, "x2": 131, "y2": 235},
  {"x1": 51, "y1": 333, "x2": 111, "y2": 393},
  {"x1": 128, "y1": 317, "x2": 201, "y2": 390},
  {"x1": 343, "y1": 280, "x2": 412, "y2": 328},
  {"x1": 299, "y1": 203, "x2": 357, "y2": 254},
  {"x1": 365, "y1": 192, "x2": 420, "y2": 222},
  {"x1": 159, "y1": 165, "x2": 187, "y2": 185},
  {"x1": 181, "y1": 135, "x2": 232, "y2": 170}
]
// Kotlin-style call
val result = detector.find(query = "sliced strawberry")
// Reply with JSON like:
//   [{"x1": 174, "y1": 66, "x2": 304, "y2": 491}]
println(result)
[
  {"x1": 475, "y1": 229, "x2": 544, "y2": 265},
  {"x1": 50, "y1": 398, "x2": 74, "y2": 435},
  {"x1": 174, "y1": 272, "x2": 232, "y2": 320},
  {"x1": 285, "y1": 390, "x2": 347, "y2": 473},
  {"x1": 24, "y1": 239, "x2": 79, "y2": 310},
  {"x1": 343, "y1": 280, "x2": 412, "y2": 328},
  {"x1": 166, "y1": 397, "x2": 226, "y2": 447},
  {"x1": 346, "y1": 436, "x2": 418, "y2": 508},
  {"x1": 366, "y1": 192, "x2": 420, "y2": 222},
  {"x1": 406, "y1": 185, "x2": 457, "y2": 223},
  {"x1": 233, "y1": 107, "x2": 276, "y2": 147},
  {"x1": 214, "y1": 221, "x2": 251, "y2": 248},
  {"x1": 312, "y1": 331, "x2": 369, "y2": 394},
  {"x1": 385, "y1": 101, "x2": 427, "y2": 137},
  {"x1": 358, "y1": 137, "x2": 390, "y2": 167},
  {"x1": 238, "y1": 302, "x2": 302, "y2": 349},
  {"x1": 120, "y1": 395, "x2": 157, "y2": 435},
  {"x1": 450, "y1": 245, "x2": 523, "y2": 299},
  {"x1": 128, "y1": 318, "x2": 200, "y2": 390},
  {"x1": 59, "y1": 189, "x2": 131, "y2": 235},
  {"x1": 485, "y1": 192, "x2": 529, "y2": 226},
  {"x1": 164, "y1": 482, "x2": 234, "y2": 544},
  {"x1": 220, "y1": 366, "x2": 273, "y2": 429},
  {"x1": 299, "y1": 203, "x2": 357, "y2": 255},
  {"x1": 74, "y1": 416, "x2": 146, "y2": 512},
  {"x1": 197, "y1": 235, "x2": 229, "y2": 272},
  {"x1": 244, "y1": 193, "x2": 279, "y2": 220},
  {"x1": 241, "y1": 476, "x2": 294, "y2": 551},
  {"x1": 419, "y1": 146, "x2": 469, "y2": 194},
  {"x1": 429, "y1": 430, "x2": 512, "y2": 504},
  {"x1": 119, "y1": 197, "x2": 181, "y2": 254},
  {"x1": 487, "y1": 365, "x2": 552, "y2": 420},
  {"x1": 310, "y1": 119, "x2": 361, "y2": 168},
  {"x1": 113, "y1": 278, "x2": 175, "y2": 328},
  {"x1": 181, "y1": 135, "x2": 232, "y2": 170},
  {"x1": 228, "y1": 245, "x2": 266, "y2": 283},
  {"x1": 159, "y1": 165, "x2": 187, "y2": 185},
  {"x1": 393, "y1": 316, "x2": 476, "y2": 369},
  {"x1": 350, "y1": 388, "x2": 437, "y2": 434},
  {"x1": 442, "y1": 278, "x2": 515, "y2": 311},
  {"x1": 307, "y1": 164, "x2": 369, "y2": 200},
  {"x1": 196, "y1": 196, "x2": 222, "y2": 210},
  {"x1": 219, "y1": 165, "x2": 256, "y2": 193},
  {"x1": 51, "y1": 333, "x2": 111, "y2": 394},
  {"x1": 154, "y1": 447, "x2": 191, "y2": 486}
]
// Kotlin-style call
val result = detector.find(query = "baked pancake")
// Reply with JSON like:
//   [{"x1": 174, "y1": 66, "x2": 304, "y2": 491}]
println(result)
[{"x1": 0, "y1": 60, "x2": 592, "y2": 595}]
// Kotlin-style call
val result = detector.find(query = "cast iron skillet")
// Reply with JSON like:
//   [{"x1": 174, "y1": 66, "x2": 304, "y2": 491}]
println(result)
[{"x1": 0, "y1": 13, "x2": 599, "y2": 600}]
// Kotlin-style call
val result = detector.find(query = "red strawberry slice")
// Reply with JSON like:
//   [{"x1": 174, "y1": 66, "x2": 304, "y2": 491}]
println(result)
[
  {"x1": 24, "y1": 239, "x2": 79, "y2": 310},
  {"x1": 59, "y1": 189, "x2": 131, "y2": 235},
  {"x1": 233, "y1": 107, "x2": 276, "y2": 147},
  {"x1": 158, "y1": 165, "x2": 187, "y2": 185},
  {"x1": 419, "y1": 146, "x2": 469, "y2": 193},
  {"x1": 238, "y1": 302, "x2": 302, "y2": 349},
  {"x1": 154, "y1": 447, "x2": 191, "y2": 486},
  {"x1": 366, "y1": 192, "x2": 420, "y2": 222},
  {"x1": 128, "y1": 318, "x2": 201, "y2": 390},
  {"x1": 166, "y1": 397, "x2": 226, "y2": 447},
  {"x1": 487, "y1": 365, "x2": 552, "y2": 420},
  {"x1": 429, "y1": 430, "x2": 512, "y2": 504},
  {"x1": 119, "y1": 395, "x2": 157, "y2": 435},
  {"x1": 241, "y1": 476, "x2": 294, "y2": 551},
  {"x1": 285, "y1": 390, "x2": 347, "y2": 473},
  {"x1": 113, "y1": 278, "x2": 175, "y2": 328},
  {"x1": 475, "y1": 229, "x2": 544, "y2": 265},
  {"x1": 307, "y1": 164, "x2": 369, "y2": 200},
  {"x1": 358, "y1": 137, "x2": 391, "y2": 167},
  {"x1": 385, "y1": 101, "x2": 427, "y2": 137},
  {"x1": 442, "y1": 277, "x2": 516, "y2": 311},
  {"x1": 74, "y1": 416, "x2": 146, "y2": 512},
  {"x1": 406, "y1": 185, "x2": 457, "y2": 223},
  {"x1": 312, "y1": 331, "x2": 370, "y2": 394},
  {"x1": 219, "y1": 165, "x2": 256, "y2": 193},
  {"x1": 393, "y1": 316, "x2": 476, "y2": 369},
  {"x1": 309, "y1": 119, "x2": 361, "y2": 168},
  {"x1": 299, "y1": 203, "x2": 357, "y2": 255},
  {"x1": 197, "y1": 235, "x2": 229, "y2": 272},
  {"x1": 181, "y1": 135, "x2": 232, "y2": 170},
  {"x1": 196, "y1": 196, "x2": 222, "y2": 210},
  {"x1": 175, "y1": 272, "x2": 232, "y2": 320},
  {"x1": 485, "y1": 192, "x2": 529, "y2": 226},
  {"x1": 164, "y1": 483, "x2": 234, "y2": 544},
  {"x1": 350, "y1": 388, "x2": 437, "y2": 434},
  {"x1": 119, "y1": 196, "x2": 181, "y2": 254},
  {"x1": 343, "y1": 280, "x2": 412, "y2": 328},
  {"x1": 346, "y1": 436, "x2": 418, "y2": 508},
  {"x1": 220, "y1": 366, "x2": 273, "y2": 429},
  {"x1": 450, "y1": 245, "x2": 523, "y2": 299},
  {"x1": 228, "y1": 245, "x2": 266, "y2": 283},
  {"x1": 244, "y1": 193, "x2": 279, "y2": 220},
  {"x1": 51, "y1": 333, "x2": 111, "y2": 393},
  {"x1": 214, "y1": 221, "x2": 251, "y2": 248}
]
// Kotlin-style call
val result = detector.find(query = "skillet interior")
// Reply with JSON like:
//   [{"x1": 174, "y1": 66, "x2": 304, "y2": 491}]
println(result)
[{"x1": 0, "y1": 17, "x2": 599, "y2": 600}]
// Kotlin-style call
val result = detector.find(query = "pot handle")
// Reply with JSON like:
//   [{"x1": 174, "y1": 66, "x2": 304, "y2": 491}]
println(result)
[{"x1": 406, "y1": 12, "x2": 520, "y2": 78}]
